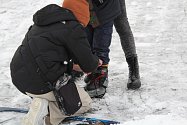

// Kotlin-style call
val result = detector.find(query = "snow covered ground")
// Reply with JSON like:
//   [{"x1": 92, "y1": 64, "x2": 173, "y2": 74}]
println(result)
[{"x1": 0, "y1": 0, "x2": 187, "y2": 125}]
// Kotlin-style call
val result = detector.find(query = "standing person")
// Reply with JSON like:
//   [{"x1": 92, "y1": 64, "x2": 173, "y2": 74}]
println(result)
[
  {"x1": 10, "y1": 1, "x2": 102, "y2": 125},
  {"x1": 84, "y1": 0, "x2": 141, "y2": 98},
  {"x1": 83, "y1": 0, "x2": 121, "y2": 98},
  {"x1": 114, "y1": 0, "x2": 141, "y2": 90}
]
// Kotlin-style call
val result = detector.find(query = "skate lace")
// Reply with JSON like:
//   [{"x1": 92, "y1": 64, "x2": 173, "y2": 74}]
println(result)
[{"x1": 91, "y1": 71, "x2": 106, "y2": 87}]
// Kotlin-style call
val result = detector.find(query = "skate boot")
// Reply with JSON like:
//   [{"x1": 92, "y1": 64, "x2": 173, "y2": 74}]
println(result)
[
  {"x1": 126, "y1": 55, "x2": 141, "y2": 90},
  {"x1": 22, "y1": 98, "x2": 48, "y2": 125},
  {"x1": 84, "y1": 66, "x2": 108, "y2": 98}
]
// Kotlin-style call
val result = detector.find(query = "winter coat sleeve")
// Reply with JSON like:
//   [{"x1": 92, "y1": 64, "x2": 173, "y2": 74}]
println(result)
[{"x1": 65, "y1": 25, "x2": 99, "y2": 73}]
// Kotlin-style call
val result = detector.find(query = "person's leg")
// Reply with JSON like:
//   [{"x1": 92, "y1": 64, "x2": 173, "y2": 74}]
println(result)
[
  {"x1": 48, "y1": 85, "x2": 92, "y2": 125},
  {"x1": 114, "y1": 0, "x2": 136, "y2": 57},
  {"x1": 24, "y1": 92, "x2": 67, "y2": 125},
  {"x1": 93, "y1": 21, "x2": 114, "y2": 65},
  {"x1": 73, "y1": 85, "x2": 92, "y2": 115},
  {"x1": 84, "y1": 21, "x2": 113, "y2": 98},
  {"x1": 23, "y1": 85, "x2": 92, "y2": 125},
  {"x1": 114, "y1": 0, "x2": 141, "y2": 89},
  {"x1": 22, "y1": 92, "x2": 51, "y2": 125}
]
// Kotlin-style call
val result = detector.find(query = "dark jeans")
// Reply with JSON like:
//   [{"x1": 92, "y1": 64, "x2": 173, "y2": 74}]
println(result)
[
  {"x1": 85, "y1": 21, "x2": 114, "y2": 65},
  {"x1": 114, "y1": 0, "x2": 137, "y2": 58}
]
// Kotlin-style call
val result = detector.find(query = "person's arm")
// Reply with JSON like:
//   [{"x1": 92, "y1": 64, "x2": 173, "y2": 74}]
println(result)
[
  {"x1": 65, "y1": 25, "x2": 100, "y2": 73},
  {"x1": 73, "y1": 59, "x2": 103, "y2": 73}
]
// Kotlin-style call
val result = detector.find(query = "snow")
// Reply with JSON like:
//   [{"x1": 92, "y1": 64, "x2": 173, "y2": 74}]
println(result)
[
  {"x1": 123, "y1": 114, "x2": 187, "y2": 125},
  {"x1": 0, "y1": 0, "x2": 187, "y2": 125}
]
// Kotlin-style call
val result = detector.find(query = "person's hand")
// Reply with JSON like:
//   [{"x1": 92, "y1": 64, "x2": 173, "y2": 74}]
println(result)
[
  {"x1": 73, "y1": 64, "x2": 82, "y2": 72},
  {"x1": 98, "y1": 59, "x2": 103, "y2": 67},
  {"x1": 85, "y1": 59, "x2": 102, "y2": 75}
]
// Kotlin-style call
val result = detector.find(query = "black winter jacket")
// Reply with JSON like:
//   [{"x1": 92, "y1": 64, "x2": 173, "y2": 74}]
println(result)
[
  {"x1": 10, "y1": 4, "x2": 99, "y2": 94},
  {"x1": 92, "y1": 0, "x2": 121, "y2": 26}
]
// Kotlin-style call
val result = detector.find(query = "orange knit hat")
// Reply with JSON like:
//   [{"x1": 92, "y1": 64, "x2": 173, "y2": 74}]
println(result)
[{"x1": 62, "y1": 0, "x2": 90, "y2": 27}]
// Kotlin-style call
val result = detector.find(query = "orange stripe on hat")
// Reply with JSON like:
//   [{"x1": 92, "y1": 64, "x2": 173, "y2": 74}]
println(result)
[{"x1": 62, "y1": 0, "x2": 90, "y2": 27}]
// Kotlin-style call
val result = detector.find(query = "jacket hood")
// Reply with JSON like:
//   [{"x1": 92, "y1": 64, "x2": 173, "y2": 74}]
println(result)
[{"x1": 33, "y1": 4, "x2": 77, "y2": 26}]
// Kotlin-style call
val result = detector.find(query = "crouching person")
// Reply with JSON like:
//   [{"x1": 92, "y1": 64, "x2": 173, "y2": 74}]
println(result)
[{"x1": 10, "y1": 1, "x2": 101, "y2": 125}]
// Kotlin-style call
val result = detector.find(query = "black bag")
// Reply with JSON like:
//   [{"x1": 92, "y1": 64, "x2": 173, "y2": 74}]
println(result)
[{"x1": 53, "y1": 75, "x2": 82, "y2": 116}]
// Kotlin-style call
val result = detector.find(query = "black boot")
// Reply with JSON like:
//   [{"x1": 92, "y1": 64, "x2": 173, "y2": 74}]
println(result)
[
  {"x1": 84, "y1": 66, "x2": 108, "y2": 98},
  {"x1": 84, "y1": 73, "x2": 93, "y2": 84},
  {"x1": 126, "y1": 55, "x2": 141, "y2": 89}
]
